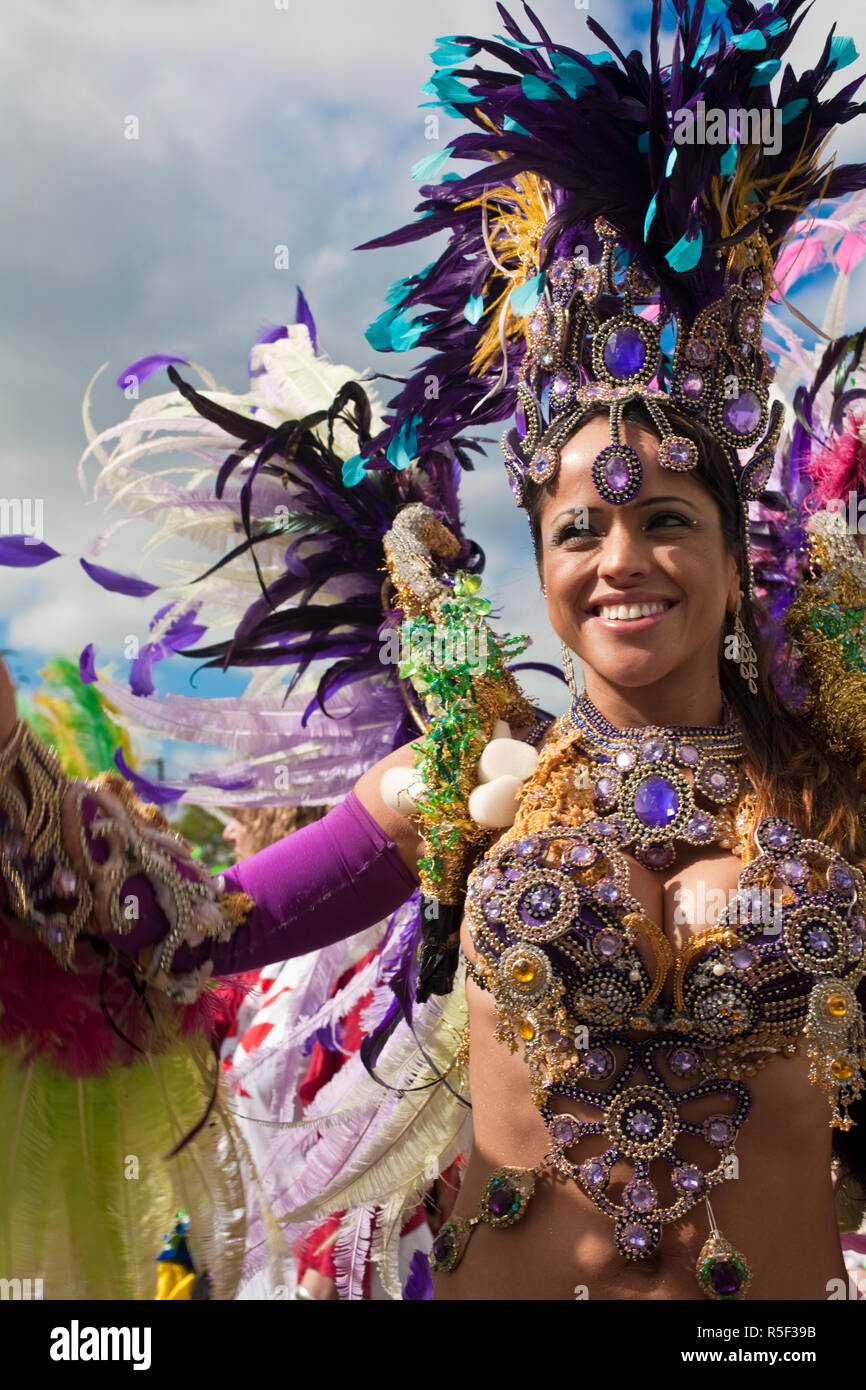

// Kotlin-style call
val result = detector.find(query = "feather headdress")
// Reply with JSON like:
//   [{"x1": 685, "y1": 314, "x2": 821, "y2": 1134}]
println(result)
[{"x1": 353, "y1": 0, "x2": 866, "y2": 592}]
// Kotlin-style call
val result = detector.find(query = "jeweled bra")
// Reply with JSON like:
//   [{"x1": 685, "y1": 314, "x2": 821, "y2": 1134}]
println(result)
[{"x1": 429, "y1": 695, "x2": 866, "y2": 1299}]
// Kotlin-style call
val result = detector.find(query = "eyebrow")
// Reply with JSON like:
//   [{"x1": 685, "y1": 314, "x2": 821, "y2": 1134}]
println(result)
[{"x1": 549, "y1": 496, "x2": 697, "y2": 525}]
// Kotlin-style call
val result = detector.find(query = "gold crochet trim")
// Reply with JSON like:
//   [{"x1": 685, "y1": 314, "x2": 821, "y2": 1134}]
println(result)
[{"x1": 0, "y1": 718, "x2": 252, "y2": 1001}]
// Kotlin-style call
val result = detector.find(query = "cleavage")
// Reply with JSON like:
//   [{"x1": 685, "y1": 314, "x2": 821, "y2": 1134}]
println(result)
[{"x1": 623, "y1": 843, "x2": 745, "y2": 1010}]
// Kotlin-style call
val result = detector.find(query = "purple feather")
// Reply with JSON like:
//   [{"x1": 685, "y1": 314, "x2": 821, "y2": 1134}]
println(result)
[
  {"x1": 294, "y1": 286, "x2": 318, "y2": 353},
  {"x1": 115, "y1": 354, "x2": 189, "y2": 389},
  {"x1": 403, "y1": 1248, "x2": 433, "y2": 1300},
  {"x1": 79, "y1": 558, "x2": 159, "y2": 598},
  {"x1": 0, "y1": 537, "x2": 61, "y2": 567}
]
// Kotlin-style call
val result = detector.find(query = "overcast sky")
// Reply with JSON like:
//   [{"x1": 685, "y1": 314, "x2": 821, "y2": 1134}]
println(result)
[{"x1": 3, "y1": 0, "x2": 866, "y2": 777}]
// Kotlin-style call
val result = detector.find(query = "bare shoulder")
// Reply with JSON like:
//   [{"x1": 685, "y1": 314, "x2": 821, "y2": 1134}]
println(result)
[{"x1": 353, "y1": 740, "x2": 424, "y2": 878}]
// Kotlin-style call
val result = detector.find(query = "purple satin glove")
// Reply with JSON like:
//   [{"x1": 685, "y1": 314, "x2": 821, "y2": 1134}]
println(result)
[{"x1": 101, "y1": 792, "x2": 418, "y2": 977}]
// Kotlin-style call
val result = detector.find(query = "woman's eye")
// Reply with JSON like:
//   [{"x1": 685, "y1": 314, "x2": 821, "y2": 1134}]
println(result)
[
  {"x1": 554, "y1": 521, "x2": 594, "y2": 544},
  {"x1": 648, "y1": 511, "x2": 692, "y2": 528}
]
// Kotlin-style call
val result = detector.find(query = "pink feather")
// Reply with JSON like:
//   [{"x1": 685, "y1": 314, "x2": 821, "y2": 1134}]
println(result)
[{"x1": 807, "y1": 408, "x2": 866, "y2": 508}]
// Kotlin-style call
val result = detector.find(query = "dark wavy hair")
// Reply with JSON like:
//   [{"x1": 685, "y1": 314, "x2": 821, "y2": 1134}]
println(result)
[{"x1": 522, "y1": 398, "x2": 866, "y2": 1217}]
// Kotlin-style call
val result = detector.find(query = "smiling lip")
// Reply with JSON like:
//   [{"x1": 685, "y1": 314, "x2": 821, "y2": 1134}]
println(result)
[{"x1": 587, "y1": 597, "x2": 679, "y2": 631}]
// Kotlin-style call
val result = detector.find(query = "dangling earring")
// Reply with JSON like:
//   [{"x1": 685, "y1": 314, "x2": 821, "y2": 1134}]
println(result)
[
  {"x1": 542, "y1": 578, "x2": 579, "y2": 701},
  {"x1": 560, "y1": 641, "x2": 578, "y2": 701},
  {"x1": 731, "y1": 591, "x2": 758, "y2": 695}
]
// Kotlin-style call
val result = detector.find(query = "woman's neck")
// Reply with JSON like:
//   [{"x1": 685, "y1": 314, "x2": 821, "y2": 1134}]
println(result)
[{"x1": 578, "y1": 672, "x2": 727, "y2": 731}]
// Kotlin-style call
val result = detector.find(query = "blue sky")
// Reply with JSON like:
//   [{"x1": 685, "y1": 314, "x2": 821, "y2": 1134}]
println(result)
[{"x1": 2, "y1": 0, "x2": 866, "y2": 780}]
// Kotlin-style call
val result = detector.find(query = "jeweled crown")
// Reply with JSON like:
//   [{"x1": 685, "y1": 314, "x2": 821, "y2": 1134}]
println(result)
[{"x1": 503, "y1": 215, "x2": 784, "y2": 510}]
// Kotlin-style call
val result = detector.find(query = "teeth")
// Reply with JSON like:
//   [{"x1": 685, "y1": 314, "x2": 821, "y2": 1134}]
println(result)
[{"x1": 597, "y1": 601, "x2": 670, "y2": 621}]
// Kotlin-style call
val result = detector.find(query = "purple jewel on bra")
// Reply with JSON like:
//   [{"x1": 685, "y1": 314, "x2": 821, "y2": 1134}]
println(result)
[
  {"x1": 672, "y1": 1165, "x2": 703, "y2": 1193},
  {"x1": 568, "y1": 842, "x2": 596, "y2": 867},
  {"x1": 641, "y1": 842, "x2": 674, "y2": 868},
  {"x1": 623, "y1": 1180, "x2": 656, "y2": 1214},
  {"x1": 580, "y1": 1160, "x2": 608, "y2": 1188},
  {"x1": 514, "y1": 837, "x2": 540, "y2": 858},
  {"x1": 678, "y1": 743, "x2": 699, "y2": 765},
  {"x1": 552, "y1": 1118, "x2": 576, "y2": 1146},
  {"x1": 703, "y1": 1115, "x2": 734, "y2": 1146},
  {"x1": 594, "y1": 775, "x2": 615, "y2": 803},
  {"x1": 806, "y1": 927, "x2": 832, "y2": 954},
  {"x1": 685, "y1": 811, "x2": 714, "y2": 840},
  {"x1": 669, "y1": 1047, "x2": 698, "y2": 1076},
  {"x1": 432, "y1": 1229, "x2": 455, "y2": 1261},
  {"x1": 615, "y1": 749, "x2": 636, "y2": 770},
  {"x1": 595, "y1": 879, "x2": 621, "y2": 904},
  {"x1": 622, "y1": 1222, "x2": 651, "y2": 1252},
  {"x1": 593, "y1": 928, "x2": 623, "y2": 959},
  {"x1": 730, "y1": 946, "x2": 756, "y2": 970},
  {"x1": 779, "y1": 858, "x2": 806, "y2": 883},
  {"x1": 628, "y1": 1110, "x2": 656, "y2": 1137},
  {"x1": 829, "y1": 863, "x2": 854, "y2": 892},
  {"x1": 585, "y1": 1046, "x2": 615, "y2": 1079}
]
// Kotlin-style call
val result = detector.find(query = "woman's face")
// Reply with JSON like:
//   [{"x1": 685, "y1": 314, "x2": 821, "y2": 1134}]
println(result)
[
  {"x1": 222, "y1": 817, "x2": 253, "y2": 862},
  {"x1": 538, "y1": 415, "x2": 740, "y2": 696}
]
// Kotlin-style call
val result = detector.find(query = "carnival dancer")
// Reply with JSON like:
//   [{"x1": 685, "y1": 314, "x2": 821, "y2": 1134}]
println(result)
[{"x1": 3, "y1": 0, "x2": 866, "y2": 1302}]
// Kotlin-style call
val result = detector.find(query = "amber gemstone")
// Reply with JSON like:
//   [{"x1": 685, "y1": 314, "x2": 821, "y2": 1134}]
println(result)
[
  {"x1": 512, "y1": 958, "x2": 536, "y2": 984},
  {"x1": 828, "y1": 994, "x2": 848, "y2": 1018},
  {"x1": 831, "y1": 1057, "x2": 854, "y2": 1081},
  {"x1": 519, "y1": 1019, "x2": 535, "y2": 1041}
]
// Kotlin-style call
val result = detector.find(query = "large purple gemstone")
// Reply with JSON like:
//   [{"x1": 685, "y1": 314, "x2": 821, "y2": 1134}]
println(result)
[
  {"x1": 721, "y1": 390, "x2": 761, "y2": 436},
  {"x1": 487, "y1": 1182, "x2": 517, "y2": 1218},
  {"x1": 602, "y1": 325, "x2": 647, "y2": 378},
  {"x1": 709, "y1": 1260, "x2": 743, "y2": 1297},
  {"x1": 633, "y1": 776, "x2": 679, "y2": 829},
  {"x1": 432, "y1": 1228, "x2": 455, "y2": 1261},
  {"x1": 604, "y1": 453, "x2": 631, "y2": 491}
]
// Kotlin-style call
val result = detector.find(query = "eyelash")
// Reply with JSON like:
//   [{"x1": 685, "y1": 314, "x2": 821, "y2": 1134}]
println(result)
[{"x1": 553, "y1": 512, "x2": 694, "y2": 545}]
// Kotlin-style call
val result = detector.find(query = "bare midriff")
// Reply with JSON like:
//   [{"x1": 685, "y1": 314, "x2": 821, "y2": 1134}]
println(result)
[{"x1": 433, "y1": 830, "x2": 847, "y2": 1302}]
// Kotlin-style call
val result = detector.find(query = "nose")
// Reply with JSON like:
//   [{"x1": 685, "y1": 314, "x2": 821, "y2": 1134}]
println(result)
[
  {"x1": 222, "y1": 821, "x2": 239, "y2": 844},
  {"x1": 595, "y1": 517, "x2": 652, "y2": 583}
]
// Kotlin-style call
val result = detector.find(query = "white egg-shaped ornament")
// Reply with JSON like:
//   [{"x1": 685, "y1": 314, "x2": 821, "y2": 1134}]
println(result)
[
  {"x1": 468, "y1": 774, "x2": 523, "y2": 829},
  {"x1": 379, "y1": 765, "x2": 426, "y2": 816},
  {"x1": 477, "y1": 738, "x2": 539, "y2": 785},
  {"x1": 492, "y1": 719, "x2": 512, "y2": 740}
]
